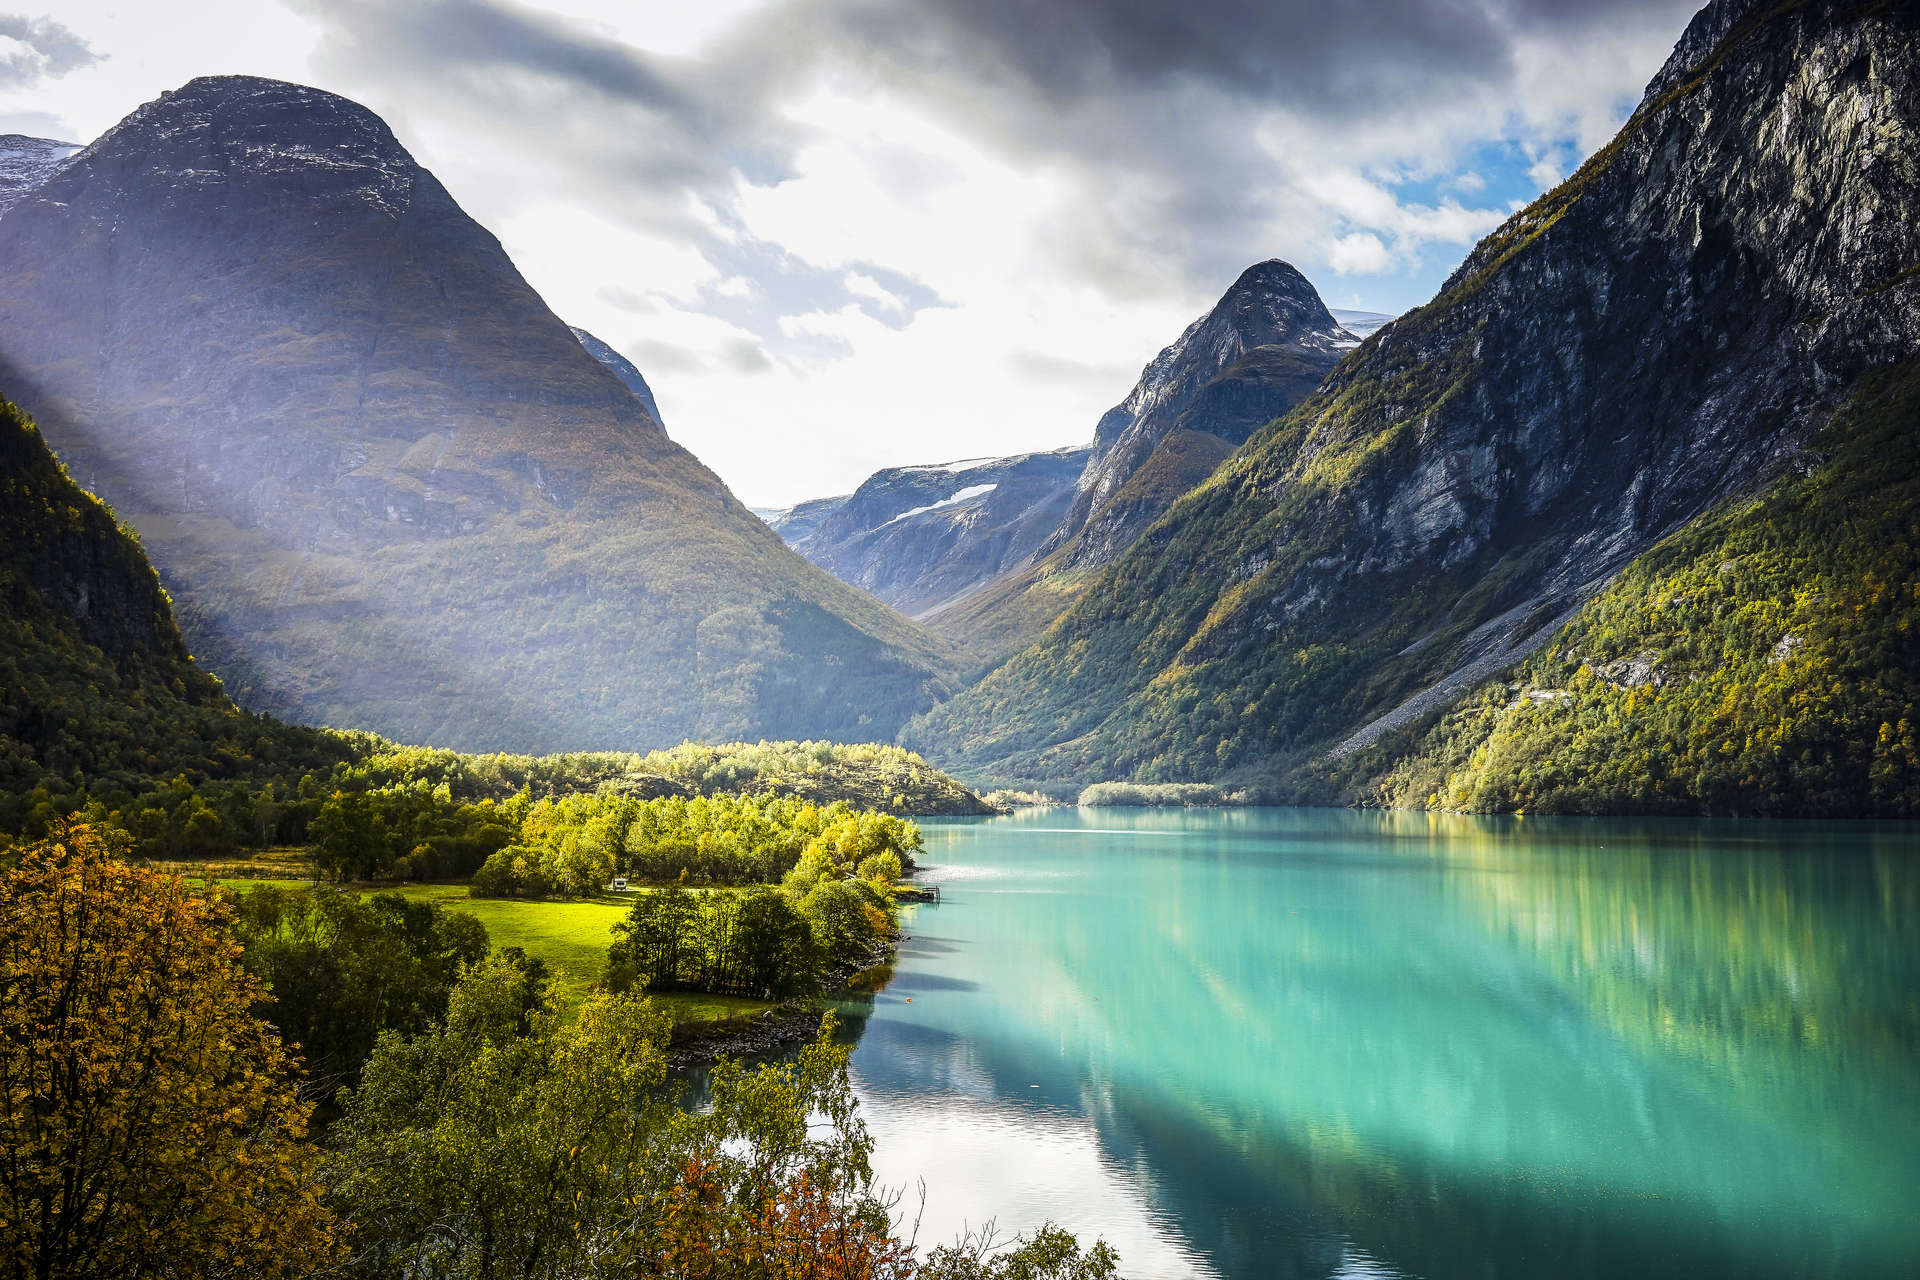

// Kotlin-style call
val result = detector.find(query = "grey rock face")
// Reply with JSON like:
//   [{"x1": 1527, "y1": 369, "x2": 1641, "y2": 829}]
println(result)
[
  {"x1": 1045, "y1": 259, "x2": 1356, "y2": 569},
  {"x1": 774, "y1": 447, "x2": 1091, "y2": 617},
  {"x1": 571, "y1": 326, "x2": 665, "y2": 429},
  {"x1": 0, "y1": 135, "x2": 78, "y2": 215}
]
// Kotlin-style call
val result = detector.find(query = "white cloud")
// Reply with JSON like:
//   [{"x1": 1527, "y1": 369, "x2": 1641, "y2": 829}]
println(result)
[
  {"x1": 843, "y1": 271, "x2": 905, "y2": 312},
  {"x1": 1327, "y1": 233, "x2": 1391, "y2": 276},
  {"x1": 497, "y1": 202, "x2": 719, "y2": 307}
]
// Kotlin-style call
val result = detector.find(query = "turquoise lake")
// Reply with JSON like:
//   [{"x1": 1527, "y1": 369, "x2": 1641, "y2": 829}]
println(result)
[{"x1": 829, "y1": 808, "x2": 1920, "y2": 1279}]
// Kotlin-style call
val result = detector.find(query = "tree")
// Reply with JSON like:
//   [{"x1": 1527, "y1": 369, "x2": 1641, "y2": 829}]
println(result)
[
  {"x1": 732, "y1": 887, "x2": 823, "y2": 998},
  {"x1": 232, "y1": 885, "x2": 489, "y2": 1099},
  {"x1": 328, "y1": 958, "x2": 681, "y2": 1279},
  {"x1": 331, "y1": 972, "x2": 968, "y2": 1280},
  {"x1": 0, "y1": 822, "x2": 339, "y2": 1279}
]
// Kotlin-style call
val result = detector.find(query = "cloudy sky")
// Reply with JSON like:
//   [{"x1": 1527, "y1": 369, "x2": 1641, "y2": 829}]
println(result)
[{"x1": 2, "y1": 0, "x2": 1701, "y2": 506}]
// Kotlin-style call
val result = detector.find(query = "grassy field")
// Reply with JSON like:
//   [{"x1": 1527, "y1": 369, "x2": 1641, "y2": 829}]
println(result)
[
  {"x1": 383, "y1": 885, "x2": 774, "y2": 1024},
  {"x1": 189, "y1": 867, "x2": 774, "y2": 1026}
]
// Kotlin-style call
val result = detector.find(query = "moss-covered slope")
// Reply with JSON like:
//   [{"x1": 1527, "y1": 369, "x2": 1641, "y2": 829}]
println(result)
[{"x1": 1335, "y1": 364, "x2": 1920, "y2": 817}]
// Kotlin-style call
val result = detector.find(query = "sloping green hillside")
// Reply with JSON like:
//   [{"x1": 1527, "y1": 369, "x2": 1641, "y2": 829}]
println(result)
[
  {"x1": 0, "y1": 397, "x2": 350, "y2": 832},
  {"x1": 1334, "y1": 365, "x2": 1920, "y2": 816}
]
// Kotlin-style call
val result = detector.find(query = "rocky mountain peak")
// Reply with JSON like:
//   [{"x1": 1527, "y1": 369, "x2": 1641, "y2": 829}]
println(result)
[
  {"x1": 1636, "y1": 0, "x2": 1768, "y2": 109},
  {"x1": 1212, "y1": 258, "x2": 1352, "y2": 354},
  {"x1": 1043, "y1": 258, "x2": 1353, "y2": 567},
  {"x1": 55, "y1": 75, "x2": 420, "y2": 219}
]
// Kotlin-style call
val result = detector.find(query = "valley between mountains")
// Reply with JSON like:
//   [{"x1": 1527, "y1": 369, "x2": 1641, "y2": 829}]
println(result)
[{"x1": 3, "y1": 0, "x2": 1917, "y2": 818}]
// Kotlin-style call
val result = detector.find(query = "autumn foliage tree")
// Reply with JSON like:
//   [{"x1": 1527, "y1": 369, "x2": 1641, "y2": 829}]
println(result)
[{"x1": 0, "y1": 823, "x2": 339, "y2": 1279}]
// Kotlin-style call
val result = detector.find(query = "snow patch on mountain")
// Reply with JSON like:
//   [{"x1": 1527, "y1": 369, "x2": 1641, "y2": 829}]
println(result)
[
  {"x1": 0, "y1": 135, "x2": 79, "y2": 216},
  {"x1": 884, "y1": 483, "x2": 997, "y2": 526}
]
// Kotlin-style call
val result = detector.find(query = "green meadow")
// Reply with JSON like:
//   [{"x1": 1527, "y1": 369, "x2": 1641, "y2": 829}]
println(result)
[{"x1": 203, "y1": 874, "x2": 774, "y2": 1025}]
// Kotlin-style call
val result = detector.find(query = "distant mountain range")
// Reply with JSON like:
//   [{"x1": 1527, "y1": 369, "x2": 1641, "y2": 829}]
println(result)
[
  {"x1": 770, "y1": 447, "x2": 1090, "y2": 619},
  {"x1": 1330, "y1": 308, "x2": 1394, "y2": 337},
  {"x1": 0, "y1": 76, "x2": 953, "y2": 754},
  {"x1": 904, "y1": 0, "x2": 1920, "y2": 815}
]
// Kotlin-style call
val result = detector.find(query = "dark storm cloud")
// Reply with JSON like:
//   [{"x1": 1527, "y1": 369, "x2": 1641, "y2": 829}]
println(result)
[
  {"x1": 0, "y1": 14, "x2": 104, "y2": 85},
  {"x1": 868, "y1": 0, "x2": 1699, "y2": 110},
  {"x1": 294, "y1": 0, "x2": 1701, "y2": 319}
]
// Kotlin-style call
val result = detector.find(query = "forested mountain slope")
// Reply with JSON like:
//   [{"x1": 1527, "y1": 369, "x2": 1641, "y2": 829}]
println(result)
[
  {"x1": 0, "y1": 396, "x2": 347, "y2": 830},
  {"x1": 906, "y1": 0, "x2": 1920, "y2": 792},
  {"x1": 0, "y1": 76, "x2": 952, "y2": 755},
  {"x1": 1338, "y1": 363, "x2": 1920, "y2": 817}
]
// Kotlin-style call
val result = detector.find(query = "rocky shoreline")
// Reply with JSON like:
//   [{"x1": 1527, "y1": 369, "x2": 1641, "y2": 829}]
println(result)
[{"x1": 662, "y1": 933, "x2": 903, "y2": 1070}]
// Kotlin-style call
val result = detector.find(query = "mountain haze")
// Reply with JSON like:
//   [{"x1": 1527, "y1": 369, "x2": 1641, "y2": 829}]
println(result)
[
  {"x1": 771, "y1": 446, "x2": 1090, "y2": 618},
  {"x1": 0, "y1": 76, "x2": 953, "y2": 754},
  {"x1": 907, "y1": 0, "x2": 1920, "y2": 796}
]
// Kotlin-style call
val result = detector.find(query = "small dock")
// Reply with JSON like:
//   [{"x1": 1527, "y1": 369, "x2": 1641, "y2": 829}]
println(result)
[{"x1": 895, "y1": 883, "x2": 942, "y2": 904}]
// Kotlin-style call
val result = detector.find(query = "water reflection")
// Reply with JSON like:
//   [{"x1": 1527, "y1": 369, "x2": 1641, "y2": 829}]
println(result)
[{"x1": 838, "y1": 809, "x2": 1920, "y2": 1280}]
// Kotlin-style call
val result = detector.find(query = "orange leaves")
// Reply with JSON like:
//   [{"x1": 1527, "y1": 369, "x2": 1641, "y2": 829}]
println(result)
[{"x1": 0, "y1": 822, "x2": 340, "y2": 1278}]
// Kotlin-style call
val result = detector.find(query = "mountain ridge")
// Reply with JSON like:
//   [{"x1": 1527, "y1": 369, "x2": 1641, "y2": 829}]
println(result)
[{"x1": 771, "y1": 446, "x2": 1092, "y2": 618}]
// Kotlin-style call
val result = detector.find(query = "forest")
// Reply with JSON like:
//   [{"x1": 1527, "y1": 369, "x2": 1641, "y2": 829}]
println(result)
[{"x1": 2, "y1": 824, "x2": 1120, "y2": 1278}]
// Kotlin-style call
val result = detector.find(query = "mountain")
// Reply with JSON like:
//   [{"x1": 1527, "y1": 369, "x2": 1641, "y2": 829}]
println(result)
[
  {"x1": 0, "y1": 76, "x2": 953, "y2": 754},
  {"x1": 1343, "y1": 362, "x2": 1920, "y2": 816},
  {"x1": 770, "y1": 446, "x2": 1090, "y2": 618},
  {"x1": 906, "y1": 0, "x2": 1920, "y2": 806},
  {"x1": 570, "y1": 326, "x2": 665, "y2": 429},
  {"x1": 923, "y1": 259, "x2": 1356, "y2": 659},
  {"x1": 0, "y1": 134, "x2": 78, "y2": 214}
]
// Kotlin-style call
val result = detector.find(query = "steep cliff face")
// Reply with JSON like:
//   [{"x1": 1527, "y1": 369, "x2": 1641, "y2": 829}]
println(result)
[
  {"x1": 1339, "y1": 361, "x2": 1920, "y2": 817},
  {"x1": 0, "y1": 76, "x2": 951, "y2": 753},
  {"x1": 1048, "y1": 259, "x2": 1356, "y2": 568},
  {"x1": 0, "y1": 393, "x2": 343, "y2": 802},
  {"x1": 922, "y1": 260, "x2": 1354, "y2": 660},
  {"x1": 907, "y1": 0, "x2": 1920, "y2": 785},
  {"x1": 772, "y1": 447, "x2": 1090, "y2": 618},
  {"x1": 571, "y1": 326, "x2": 666, "y2": 429}
]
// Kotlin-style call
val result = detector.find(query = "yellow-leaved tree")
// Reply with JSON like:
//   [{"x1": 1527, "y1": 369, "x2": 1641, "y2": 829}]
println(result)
[{"x1": 0, "y1": 823, "x2": 340, "y2": 1279}]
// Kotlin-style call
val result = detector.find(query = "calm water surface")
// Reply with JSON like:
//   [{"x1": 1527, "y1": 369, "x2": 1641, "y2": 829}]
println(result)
[{"x1": 829, "y1": 808, "x2": 1920, "y2": 1280}]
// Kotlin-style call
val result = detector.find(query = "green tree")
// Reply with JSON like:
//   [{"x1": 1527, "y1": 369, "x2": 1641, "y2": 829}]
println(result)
[{"x1": 233, "y1": 885, "x2": 489, "y2": 1098}]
